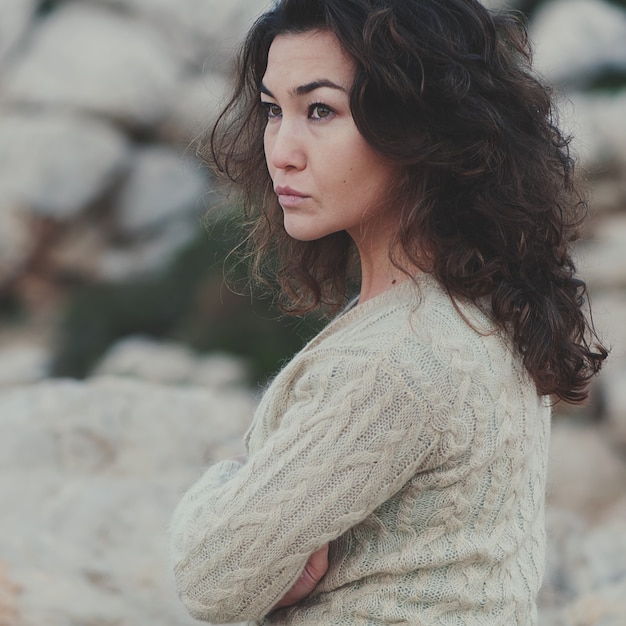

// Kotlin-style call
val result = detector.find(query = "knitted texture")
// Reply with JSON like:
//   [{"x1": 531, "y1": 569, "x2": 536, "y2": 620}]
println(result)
[{"x1": 170, "y1": 274, "x2": 550, "y2": 625}]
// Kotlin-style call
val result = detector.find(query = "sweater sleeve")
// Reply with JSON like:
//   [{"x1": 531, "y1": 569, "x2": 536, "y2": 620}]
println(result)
[{"x1": 169, "y1": 346, "x2": 477, "y2": 623}]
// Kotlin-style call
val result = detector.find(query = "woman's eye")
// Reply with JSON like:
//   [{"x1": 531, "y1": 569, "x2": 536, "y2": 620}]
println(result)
[
  {"x1": 309, "y1": 104, "x2": 333, "y2": 120},
  {"x1": 261, "y1": 102, "x2": 281, "y2": 119}
]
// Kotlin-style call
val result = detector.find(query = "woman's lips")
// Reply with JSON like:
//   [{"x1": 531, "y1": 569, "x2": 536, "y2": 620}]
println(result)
[{"x1": 275, "y1": 186, "x2": 308, "y2": 208}]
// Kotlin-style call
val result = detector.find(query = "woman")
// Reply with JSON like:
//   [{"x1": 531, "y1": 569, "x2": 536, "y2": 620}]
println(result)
[{"x1": 170, "y1": 0, "x2": 607, "y2": 624}]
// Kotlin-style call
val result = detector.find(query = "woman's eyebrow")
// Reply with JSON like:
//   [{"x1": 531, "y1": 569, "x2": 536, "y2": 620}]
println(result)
[
  {"x1": 294, "y1": 80, "x2": 347, "y2": 95},
  {"x1": 260, "y1": 80, "x2": 347, "y2": 98}
]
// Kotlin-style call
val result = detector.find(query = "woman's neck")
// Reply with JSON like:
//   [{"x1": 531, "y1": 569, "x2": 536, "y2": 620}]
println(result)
[
  {"x1": 356, "y1": 242, "x2": 420, "y2": 305},
  {"x1": 348, "y1": 215, "x2": 421, "y2": 305}
]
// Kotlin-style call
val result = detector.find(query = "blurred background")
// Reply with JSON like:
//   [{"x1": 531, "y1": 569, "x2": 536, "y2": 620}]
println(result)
[{"x1": 0, "y1": 0, "x2": 625, "y2": 625}]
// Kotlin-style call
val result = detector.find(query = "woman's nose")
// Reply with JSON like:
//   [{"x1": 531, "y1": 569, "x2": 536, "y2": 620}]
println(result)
[{"x1": 267, "y1": 120, "x2": 306, "y2": 171}]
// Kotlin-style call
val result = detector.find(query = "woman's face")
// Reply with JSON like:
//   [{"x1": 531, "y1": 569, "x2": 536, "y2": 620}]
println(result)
[{"x1": 261, "y1": 30, "x2": 396, "y2": 245}]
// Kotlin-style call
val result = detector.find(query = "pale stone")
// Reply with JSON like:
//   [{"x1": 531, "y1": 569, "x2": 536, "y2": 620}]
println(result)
[
  {"x1": 0, "y1": 377, "x2": 253, "y2": 473},
  {"x1": 0, "y1": 469, "x2": 222, "y2": 626},
  {"x1": 191, "y1": 353, "x2": 251, "y2": 389},
  {"x1": 589, "y1": 175, "x2": 626, "y2": 216},
  {"x1": 91, "y1": 336, "x2": 197, "y2": 385},
  {"x1": 547, "y1": 420, "x2": 626, "y2": 520},
  {"x1": 583, "y1": 283, "x2": 626, "y2": 445},
  {"x1": 541, "y1": 512, "x2": 626, "y2": 623},
  {"x1": 598, "y1": 494, "x2": 626, "y2": 525},
  {"x1": 0, "y1": 378, "x2": 253, "y2": 626},
  {"x1": 116, "y1": 146, "x2": 210, "y2": 236},
  {"x1": 560, "y1": 91, "x2": 626, "y2": 168},
  {"x1": 0, "y1": 111, "x2": 129, "y2": 220},
  {"x1": 536, "y1": 606, "x2": 565, "y2": 626},
  {"x1": 561, "y1": 579, "x2": 626, "y2": 626},
  {"x1": 2, "y1": 3, "x2": 181, "y2": 127},
  {"x1": 565, "y1": 520, "x2": 626, "y2": 595},
  {"x1": 0, "y1": 346, "x2": 50, "y2": 387},
  {"x1": 93, "y1": 338, "x2": 250, "y2": 390},
  {"x1": 86, "y1": 0, "x2": 269, "y2": 69},
  {"x1": 0, "y1": 0, "x2": 37, "y2": 67},
  {"x1": 541, "y1": 508, "x2": 587, "y2": 605},
  {"x1": 0, "y1": 561, "x2": 20, "y2": 626},
  {"x1": 159, "y1": 72, "x2": 230, "y2": 141},
  {"x1": 597, "y1": 361, "x2": 626, "y2": 450},
  {"x1": 574, "y1": 213, "x2": 626, "y2": 290},
  {"x1": 531, "y1": 0, "x2": 626, "y2": 86},
  {"x1": 589, "y1": 291, "x2": 626, "y2": 362}
]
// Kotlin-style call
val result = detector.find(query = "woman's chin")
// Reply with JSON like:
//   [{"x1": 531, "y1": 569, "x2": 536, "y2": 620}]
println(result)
[{"x1": 283, "y1": 222, "x2": 330, "y2": 242}]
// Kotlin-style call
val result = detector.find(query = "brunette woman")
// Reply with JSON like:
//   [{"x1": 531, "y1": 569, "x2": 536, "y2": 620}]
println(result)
[{"x1": 170, "y1": 1, "x2": 607, "y2": 624}]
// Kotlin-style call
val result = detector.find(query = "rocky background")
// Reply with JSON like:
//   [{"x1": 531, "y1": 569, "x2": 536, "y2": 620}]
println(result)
[{"x1": 0, "y1": 0, "x2": 625, "y2": 625}]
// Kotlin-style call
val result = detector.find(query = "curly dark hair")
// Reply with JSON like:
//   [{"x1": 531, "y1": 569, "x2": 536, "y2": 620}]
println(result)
[{"x1": 206, "y1": 0, "x2": 607, "y2": 403}]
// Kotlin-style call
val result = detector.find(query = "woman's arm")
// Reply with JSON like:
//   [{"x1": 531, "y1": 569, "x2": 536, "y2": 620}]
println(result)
[
  {"x1": 226, "y1": 458, "x2": 331, "y2": 609},
  {"x1": 170, "y1": 348, "x2": 476, "y2": 623}
]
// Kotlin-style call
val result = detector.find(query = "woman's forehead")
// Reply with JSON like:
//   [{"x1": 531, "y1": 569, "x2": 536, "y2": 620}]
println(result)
[{"x1": 262, "y1": 30, "x2": 355, "y2": 92}]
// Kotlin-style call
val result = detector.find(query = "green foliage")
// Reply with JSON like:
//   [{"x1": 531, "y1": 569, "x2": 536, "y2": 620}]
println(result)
[
  {"x1": 586, "y1": 68, "x2": 626, "y2": 93},
  {"x1": 36, "y1": 0, "x2": 60, "y2": 17},
  {"x1": 605, "y1": 0, "x2": 626, "y2": 11},
  {"x1": 0, "y1": 292, "x2": 24, "y2": 322},
  {"x1": 50, "y1": 218, "x2": 324, "y2": 385}
]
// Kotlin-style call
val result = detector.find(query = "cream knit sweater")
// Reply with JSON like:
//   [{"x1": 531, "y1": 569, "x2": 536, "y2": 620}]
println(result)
[{"x1": 170, "y1": 274, "x2": 550, "y2": 625}]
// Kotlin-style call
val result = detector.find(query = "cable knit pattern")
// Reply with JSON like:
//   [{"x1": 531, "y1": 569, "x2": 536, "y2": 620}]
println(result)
[{"x1": 170, "y1": 274, "x2": 550, "y2": 625}]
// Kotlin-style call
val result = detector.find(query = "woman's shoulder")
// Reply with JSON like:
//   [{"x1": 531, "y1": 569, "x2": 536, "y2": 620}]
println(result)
[
  {"x1": 280, "y1": 275, "x2": 520, "y2": 396},
  {"x1": 317, "y1": 274, "x2": 500, "y2": 355}
]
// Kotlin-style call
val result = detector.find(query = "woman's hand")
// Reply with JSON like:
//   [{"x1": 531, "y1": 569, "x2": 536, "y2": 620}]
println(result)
[{"x1": 273, "y1": 544, "x2": 329, "y2": 610}]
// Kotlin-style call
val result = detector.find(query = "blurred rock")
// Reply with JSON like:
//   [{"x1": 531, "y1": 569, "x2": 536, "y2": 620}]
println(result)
[
  {"x1": 575, "y1": 213, "x2": 626, "y2": 290},
  {"x1": 547, "y1": 420, "x2": 626, "y2": 520},
  {"x1": 191, "y1": 352, "x2": 250, "y2": 389},
  {"x1": 561, "y1": 580, "x2": 626, "y2": 626},
  {"x1": 597, "y1": 362, "x2": 626, "y2": 450},
  {"x1": 158, "y1": 71, "x2": 230, "y2": 141},
  {"x1": 116, "y1": 146, "x2": 209, "y2": 236},
  {"x1": 92, "y1": 336, "x2": 250, "y2": 390},
  {"x1": 0, "y1": 345, "x2": 50, "y2": 387},
  {"x1": 99, "y1": 219, "x2": 197, "y2": 281},
  {"x1": 89, "y1": 0, "x2": 268, "y2": 69},
  {"x1": 0, "y1": 561, "x2": 20, "y2": 626},
  {"x1": 541, "y1": 508, "x2": 587, "y2": 608},
  {"x1": 0, "y1": 377, "x2": 253, "y2": 626},
  {"x1": 599, "y1": 493, "x2": 626, "y2": 525},
  {"x1": 541, "y1": 510, "x2": 626, "y2": 624},
  {"x1": 565, "y1": 521, "x2": 626, "y2": 595},
  {"x1": 2, "y1": 3, "x2": 181, "y2": 128},
  {"x1": 91, "y1": 335, "x2": 197, "y2": 384},
  {"x1": 531, "y1": 0, "x2": 626, "y2": 87},
  {"x1": 0, "y1": 111, "x2": 129, "y2": 220},
  {"x1": 590, "y1": 291, "x2": 626, "y2": 360},
  {"x1": 0, "y1": 377, "x2": 253, "y2": 473},
  {"x1": 92, "y1": 335, "x2": 250, "y2": 389},
  {"x1": 561, "y1": 90, "x2": 626, "y2": 168},
  {"x1": 589, "y1": 173, "x2": 626, "y2": 215},
  {"x1": 0, "y1": 0, "x2": 36, "y2": 67}
]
